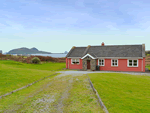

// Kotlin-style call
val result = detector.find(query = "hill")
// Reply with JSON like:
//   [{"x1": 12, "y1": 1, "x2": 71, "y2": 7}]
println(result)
[{"x1": 7, "y1": 47, "x2": 51, "y2": 55}]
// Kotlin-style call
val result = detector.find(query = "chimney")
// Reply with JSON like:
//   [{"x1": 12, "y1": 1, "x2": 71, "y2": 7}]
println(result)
[
  {"x1": 87, "y1": 45, "x2": 91, "y2": 48},
  {"x1": 72, "y1": 46, "x2": 76, "y2": 49},
  {"x1": 101, "y1": 42, "x2": 105, "y2": 46}
]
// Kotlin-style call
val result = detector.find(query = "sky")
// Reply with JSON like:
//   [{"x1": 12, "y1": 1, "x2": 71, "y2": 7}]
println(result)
[{"x1": 0, "y1": 0, "x2": 150, "y2": 53}]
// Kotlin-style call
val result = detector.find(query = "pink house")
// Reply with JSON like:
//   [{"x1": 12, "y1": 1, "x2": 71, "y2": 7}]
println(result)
[{"x1": 66, "y1": 43, "x2": 145, "y2": 72}]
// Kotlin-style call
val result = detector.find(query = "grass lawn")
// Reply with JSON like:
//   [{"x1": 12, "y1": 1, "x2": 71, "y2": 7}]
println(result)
[
  {"x1": 0, "y1": 74, "x2": 103, "y2": 112},
  {"x1": 146, "y1": 66, "x2": 150, "y2": 70},
  {"x1": 0, "y1": 73, "x2": 59, "y2": 112},
  {"x1": 0, "y1": 60, "x2": 66, "y2": 95},
  {"x1": 0, "y1": 60, "x2": 65, "y2": 71},
  {"x1": 63, "y1": 75, "x2": 104, "y2": 113},
  {"x1": 88, "y1": 73, "x2": 150, "y2": 113}
]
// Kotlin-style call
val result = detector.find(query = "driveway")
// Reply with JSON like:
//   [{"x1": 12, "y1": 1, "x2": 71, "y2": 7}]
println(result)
[
  {"x1": 58, "y1": 70, "x2": 150, "y2": 76},
  {"x1": 2, "y1": 72, "x2": 103, "y2": 113}
]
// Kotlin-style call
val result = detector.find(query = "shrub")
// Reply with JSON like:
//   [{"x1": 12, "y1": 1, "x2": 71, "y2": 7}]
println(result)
[
  {"x1": 6, "y1": 54, "x2": 11, "y2": 57},
  {"x1": 31, "y1": 57, "x2": 41, "y2": 64}
]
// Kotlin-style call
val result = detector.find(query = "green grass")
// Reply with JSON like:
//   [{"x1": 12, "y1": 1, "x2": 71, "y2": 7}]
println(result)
[
  {"x1": 63, "y1": 75, "x2": 104, "y2": 113},
  {"x1": 146, "y1": 66, "x2": 150, "y2": 70},
  {"x1": 0, "y1": 60, "x2": 65, "y2": 71},
  {"x1": 0, "y1": 60, "x2": 66, "y2": 95},
  {"x1": 1, "y1": 75, "x2": 103, "y2": 112},
  {"x1": 0, "y1": 73, "x2": 59, "y2": 112},
  {"x1": 88, "y1": 73, "x2": 150, "y2": 113}
]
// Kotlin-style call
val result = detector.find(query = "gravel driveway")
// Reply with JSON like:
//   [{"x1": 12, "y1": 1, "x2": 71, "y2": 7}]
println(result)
[{"x1": 58, "y1": 71, "x2": 150, "y2": 76}]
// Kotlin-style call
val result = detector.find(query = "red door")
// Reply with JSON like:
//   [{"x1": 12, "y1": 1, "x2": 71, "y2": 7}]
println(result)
[{"x1": 87, "y1": 60, "x2": 90, "y2": 69}]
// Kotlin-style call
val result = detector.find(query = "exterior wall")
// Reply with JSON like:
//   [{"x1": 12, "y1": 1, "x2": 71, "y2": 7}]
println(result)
[
  {"x1": 97, "y1": 58, "x2": 145, "y2": 72},
  {"x1": 66, "y1": 58, "x2": 145, "y2": 72},
  {"x1": 82, "y1": 56, "x2": 96, "y2": 70},
  {"x1": 66, "y1": 58, "x2": 68, "y2": 69},
  {"x1": 66, "y1": 58, "x2": 83, "y2": 69},
  {"x1": 143, "y1": 58, "x2": 145, "y2": 72}
]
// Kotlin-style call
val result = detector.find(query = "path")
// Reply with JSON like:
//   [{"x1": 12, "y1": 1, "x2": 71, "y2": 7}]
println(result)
[
  {"x1": 2, "y1": 72, "x2": 103, "y2": 113},
  {"x1": 58, "y1": 70, "x2": 150, "y2": 76}
]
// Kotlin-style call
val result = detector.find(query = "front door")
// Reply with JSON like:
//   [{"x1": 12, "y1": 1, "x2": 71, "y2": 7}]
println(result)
[{"x1": 87, "y1": 60, "x2": 90, "y2": 69}]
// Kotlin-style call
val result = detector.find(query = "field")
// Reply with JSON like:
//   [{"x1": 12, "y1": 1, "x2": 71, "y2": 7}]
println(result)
[
  {"x1": 1, "y1": 60, "x2": 150, "y2": 112},
  {"x1": 88, "y1": 73, "x2": 150, "y2": 113},
  {"x1": 0, "y1": 60, "x2": 65, "y2": 95},
  {"x1": 0, "y1": 60, "x2": 103, "y2": 112}
]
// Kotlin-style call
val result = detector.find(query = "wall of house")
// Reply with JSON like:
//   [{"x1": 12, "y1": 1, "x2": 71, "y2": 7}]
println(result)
[
  {"x1": 97, "y1": 59, "x2": 145, "y2": 72},
  {"x1": 66, "y1": 58, "x2": 68, "y2": 69},
  {"x1": 143, "y1": 58, "x2": 145, "y2": 72},
  {"x1": 66, "y1": 58, "x2": 83, "y2": 69}
]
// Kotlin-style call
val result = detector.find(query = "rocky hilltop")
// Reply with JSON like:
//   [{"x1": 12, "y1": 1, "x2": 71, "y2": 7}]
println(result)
[{"x1": 7, "y1": 47, "x2": 51, "y2": 55}]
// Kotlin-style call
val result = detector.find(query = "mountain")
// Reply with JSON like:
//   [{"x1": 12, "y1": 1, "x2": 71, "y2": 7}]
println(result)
[
  {"x1": 31, "y1": 47, "x2": 38, "y2": 51},
  {"x1": 7, "y1": 47, "x2": 51, "y2": 55}
]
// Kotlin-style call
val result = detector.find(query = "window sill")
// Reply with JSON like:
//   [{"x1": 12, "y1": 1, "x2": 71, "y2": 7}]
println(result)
[
  {"x1": 111, "y1": 65, "x2": 118, "y2": 67},
  {"x1": 72, "y1": 64, "x2": 80, "y2": 65},
  {"x1": 127, "y1": 66, "x2": 138, "y2": 67}
]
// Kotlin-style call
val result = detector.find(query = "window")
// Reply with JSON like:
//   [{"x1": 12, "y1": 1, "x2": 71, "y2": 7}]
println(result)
[
  {"x1": 111, "y1": 59, "x2": 118, "y2": 66},
  {"x1": 71, "y1": 59, "x2": 80, "y2": 64},
  {"x1": 128, "y1": 60, "x2": 138, "y2": 67},
  {"x1": 98, "y1": 59, "x2": 104, "y2": 66}
]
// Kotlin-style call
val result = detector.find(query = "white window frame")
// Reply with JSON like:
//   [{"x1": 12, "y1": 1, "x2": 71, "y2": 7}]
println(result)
[
  {"x1": 71, "y1": 59, "x2": 80, "y2": 64},
  {"x1": 98, "y1": 59, "x2": 105, "y2": 66},
  {"x1": 127, "y1": 59, "x2": 138, "y2": 67},
  {"x1": 111, "y1": 59, "x2": 118, "y2": 66}
]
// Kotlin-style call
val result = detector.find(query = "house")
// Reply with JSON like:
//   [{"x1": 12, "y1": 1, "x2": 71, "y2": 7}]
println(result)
[{"x1": 66, "y1": 43, "x2": 145, "y2": 72}]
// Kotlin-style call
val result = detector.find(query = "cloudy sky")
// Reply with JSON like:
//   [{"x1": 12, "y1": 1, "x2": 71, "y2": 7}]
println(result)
[{"x1": 0, "y1": 0, "x2": 150, "y2": 53}]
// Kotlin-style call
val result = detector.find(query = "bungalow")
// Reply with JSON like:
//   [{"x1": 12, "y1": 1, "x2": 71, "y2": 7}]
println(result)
[{"x1": 66, "y1": 43, "x2": 145, "y2": 72}]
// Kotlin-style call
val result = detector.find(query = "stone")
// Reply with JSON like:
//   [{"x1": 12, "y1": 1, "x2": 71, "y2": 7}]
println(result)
[{"x1": 82, "y1": 56, "x2": 96, "y2": 71}]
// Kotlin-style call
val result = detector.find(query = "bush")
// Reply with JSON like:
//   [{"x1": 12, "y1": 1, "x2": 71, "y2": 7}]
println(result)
[
  {"x1": 147, "y1": 54, "x2": 150, "y2": 56},
  {"x1": 31, "y1": 57, "x2": 41, "y2": 64}
]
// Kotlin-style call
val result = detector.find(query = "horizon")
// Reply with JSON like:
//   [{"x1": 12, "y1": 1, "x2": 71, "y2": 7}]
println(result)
[
  {"x1": 0, "y1": 0, "x2": 150, "y2": 53},
  {"x1": 2, "y1": 43, "x2": 150, "y2": 54}
]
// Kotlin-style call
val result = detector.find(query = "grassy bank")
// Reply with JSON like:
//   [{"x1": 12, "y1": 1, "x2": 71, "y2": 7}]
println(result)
[
  {"x1": 0, "y1": 60, "x2": 66, "y2": 95},
  {"x1": 88, "y1": 73, "x2": 150, "y2": 113}
]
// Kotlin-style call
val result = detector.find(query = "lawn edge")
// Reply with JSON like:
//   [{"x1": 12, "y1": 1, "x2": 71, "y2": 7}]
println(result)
[
  {"x1": 86, "y1": 74, "x2": 109, "y2": 113},
  {"x1": 0, "y1": 73, "x2": 58, "y2": 99}
]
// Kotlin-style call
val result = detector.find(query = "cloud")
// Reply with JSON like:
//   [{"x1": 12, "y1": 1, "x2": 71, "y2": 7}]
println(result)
[
  {"x1": 75, "y1": 0, "x2": 85, "y2": 7},
  {"x1": 0, "y1": 0, "x2": 150, "y2": 32},
  {"x1": 0, "y1": 23, "x2": 8, "y2": 28},
  {"x1": 106, "y1": 25, "x2": 119, "y2": 31}
]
